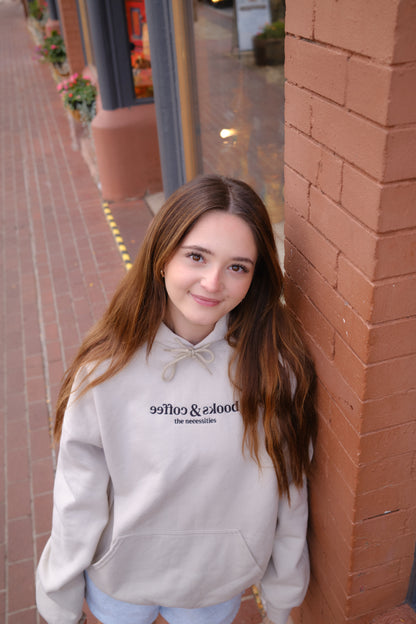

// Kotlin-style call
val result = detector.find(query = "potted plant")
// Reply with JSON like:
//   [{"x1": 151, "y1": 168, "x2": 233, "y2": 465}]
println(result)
[
  {"x1": 57, "y1": 73, "x2": 97, "y2": 124},
  {"x1": 28, "y1": 0, "x2": 48, "y2": 27},
  {"x1": 27, "y1": 0, "x2": 48, "y2": 43},
  {"x1": 252, "y1": 20, "x2": 285, "y2": 66},
  {"x1": 39, "y1": 30, "x2": 68, "y2": 76}
]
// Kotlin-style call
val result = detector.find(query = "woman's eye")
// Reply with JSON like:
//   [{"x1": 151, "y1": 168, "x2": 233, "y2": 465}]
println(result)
[
  {"x1": 187, "y1": 252, "x2": 203, "y2": 263},
  {"x1": 230, "y1": 264, "x2": 249, "y2": 273}
]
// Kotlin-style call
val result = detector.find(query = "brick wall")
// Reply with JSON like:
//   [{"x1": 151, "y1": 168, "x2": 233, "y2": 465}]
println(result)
[
  {"x1": 283, "y1": 1, "x2": 416, "y2": 622},
  {"x1": 56, "y1": 0, "x2": 85, "y2": 74}
]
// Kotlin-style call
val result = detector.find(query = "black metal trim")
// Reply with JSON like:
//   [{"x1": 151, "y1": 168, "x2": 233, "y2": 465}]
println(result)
[
  {"x1": 85, "y1": 0, "x2": 153, "y2": 110},
  {"x1": 46, "y1": 0, "x2": 59, "y2": 21},
  {"x1": 145, "y1": 0, "x2": 186, "y2": 197}
]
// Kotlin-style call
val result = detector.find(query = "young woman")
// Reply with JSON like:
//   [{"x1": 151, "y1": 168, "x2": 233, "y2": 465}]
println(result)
[{"x1": 36, "y1": 174, "x2": 317, "y2": 624}]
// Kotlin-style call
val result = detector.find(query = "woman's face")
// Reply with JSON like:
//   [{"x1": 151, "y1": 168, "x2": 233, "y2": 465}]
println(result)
[{"x1": 163, "y1": 210, "x2": 257, "y2": 344}]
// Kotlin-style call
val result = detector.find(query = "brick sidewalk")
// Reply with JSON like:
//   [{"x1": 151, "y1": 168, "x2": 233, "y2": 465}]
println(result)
[
  {"x1": 0, "y1": 4, "x2": 125, "y2": 623},
  {"x1": 0, "y1": 4, "x2": 263, "y2": 624}
]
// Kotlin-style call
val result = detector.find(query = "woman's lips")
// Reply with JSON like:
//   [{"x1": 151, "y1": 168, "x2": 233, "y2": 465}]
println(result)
[{"x1": 191, "y1": 293, "x2": 221, "y2": 307}]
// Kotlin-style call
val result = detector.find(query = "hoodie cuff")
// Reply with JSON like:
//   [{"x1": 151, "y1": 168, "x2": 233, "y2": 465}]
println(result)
[{"x1": 264, "y1": 607, "x2": 292, "y2": 624}]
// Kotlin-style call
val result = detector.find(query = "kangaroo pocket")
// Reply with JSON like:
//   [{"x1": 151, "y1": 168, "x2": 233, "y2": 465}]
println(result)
[{"x1": 87, "y1": 529, "x2": 263, "y2": 607}]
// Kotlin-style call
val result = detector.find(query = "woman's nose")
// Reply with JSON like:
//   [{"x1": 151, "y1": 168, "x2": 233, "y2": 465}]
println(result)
[{"x1": 201, "y1": 267, "x2": 222, "y2": 292}]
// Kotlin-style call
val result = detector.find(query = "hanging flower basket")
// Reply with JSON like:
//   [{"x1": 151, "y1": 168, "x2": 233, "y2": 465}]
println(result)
[
  {"x1": 27, "y1": 0, "x2": 48, "y2": 43},
  {"x1": 57, "y1": 74, "x2": 97, "y2": 124},
  {"x1": 38, "y1": 31, "x2": 67, "y2": 66}
]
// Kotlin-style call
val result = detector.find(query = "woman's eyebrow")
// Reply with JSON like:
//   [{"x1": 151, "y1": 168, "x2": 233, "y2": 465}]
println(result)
[
  {"x1": 232, "y1": 256, "x2": 255, "y2": 265},
  {"x1": 181, "y1": 244, "x2": 255, "y2": 265}
]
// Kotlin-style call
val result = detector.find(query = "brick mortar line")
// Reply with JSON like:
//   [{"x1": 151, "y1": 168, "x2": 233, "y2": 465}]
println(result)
[
  {"x1": 8, "y1": 605, "x2": 39, "y2": 617},
  {"x1": 102, "y1": 202, "x2": 133, "y2": 271}
]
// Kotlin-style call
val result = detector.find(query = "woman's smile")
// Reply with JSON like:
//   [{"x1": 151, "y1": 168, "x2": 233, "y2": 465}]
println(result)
[{"x1": 191, "y1": 293, "x2": 222, "y2": 306}]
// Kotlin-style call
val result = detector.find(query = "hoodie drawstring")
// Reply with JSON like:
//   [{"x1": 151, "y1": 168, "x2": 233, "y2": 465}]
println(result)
[{"x1": 162, "y1": 342, "x2": 215, "y2": 381}]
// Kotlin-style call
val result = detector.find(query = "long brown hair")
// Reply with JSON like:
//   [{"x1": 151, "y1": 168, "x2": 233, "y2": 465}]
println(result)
[{"x1": 55, "y1": 174, "x2": 317, "y2": 496}]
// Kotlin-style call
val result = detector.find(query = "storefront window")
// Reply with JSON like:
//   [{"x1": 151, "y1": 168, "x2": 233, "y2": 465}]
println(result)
[
  {"x1": 124, "y1": 0, "x2": 153, "y2": 100},
  {"x1": 193, "y1": 1, "x2": 285, "y2": 225}
]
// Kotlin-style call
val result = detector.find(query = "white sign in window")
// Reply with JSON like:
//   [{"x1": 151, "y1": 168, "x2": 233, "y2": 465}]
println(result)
[{"x1": 235, "y1": 0, "x2": 271, "y2": 51}]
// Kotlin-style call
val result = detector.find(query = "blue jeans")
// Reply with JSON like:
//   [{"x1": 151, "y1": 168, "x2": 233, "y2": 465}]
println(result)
[{"x1": 85, "y1": 574, "x2": 242, "y2": 624}]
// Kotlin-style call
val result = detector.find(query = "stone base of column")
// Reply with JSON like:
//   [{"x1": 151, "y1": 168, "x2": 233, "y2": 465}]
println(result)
[
  {"x1": 91, "y1": 104, "x2": 162, "y2": 201},
  {"x1": 45, "y1": 19, "x2": 60, "y2": 37}
]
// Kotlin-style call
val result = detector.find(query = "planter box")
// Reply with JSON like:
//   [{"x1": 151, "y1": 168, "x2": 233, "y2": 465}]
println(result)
[{"x1": 253, "y1": 37, "x2": 285, "y2": 66}]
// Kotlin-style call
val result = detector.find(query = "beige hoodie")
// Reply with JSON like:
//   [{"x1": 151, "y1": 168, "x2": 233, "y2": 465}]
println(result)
[{"x1": 36, "y1": 317, "x2": 310, "y2": 624}]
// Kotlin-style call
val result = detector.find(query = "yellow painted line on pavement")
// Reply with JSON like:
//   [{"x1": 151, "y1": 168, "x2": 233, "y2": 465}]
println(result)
[
  {"x1": 252, "y1": 585, "x2": 265, "y2": 616},
  {"x1": 102, "y1": 202, "x2": 133, "y2": 271}
]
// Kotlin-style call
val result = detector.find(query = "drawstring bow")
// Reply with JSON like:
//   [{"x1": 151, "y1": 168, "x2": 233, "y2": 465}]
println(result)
[{"x1": 162, "y1": 340, "x2": 215, "y2": 381}]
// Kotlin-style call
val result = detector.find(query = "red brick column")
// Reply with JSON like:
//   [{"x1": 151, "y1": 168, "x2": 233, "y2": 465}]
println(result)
[
  {"x1": 283, "y1": 1, "x2": 416, "y2": 622},
  {"x1": 56, "y1": 0, "x2": 85, "y2": 74}
]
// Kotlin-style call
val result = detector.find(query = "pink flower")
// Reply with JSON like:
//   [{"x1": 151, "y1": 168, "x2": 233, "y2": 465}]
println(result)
[{"x1": 51, "y1": 44, "x2": 56, "y2": 49}]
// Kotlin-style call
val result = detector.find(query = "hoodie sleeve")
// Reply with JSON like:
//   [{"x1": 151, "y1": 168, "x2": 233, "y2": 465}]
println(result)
[
  {"x1": 260, "y1": 477, "x2": 310, "y2": 624},
  {"x1": 36, "y1": 378, "x2": 110, "y2": 624}
]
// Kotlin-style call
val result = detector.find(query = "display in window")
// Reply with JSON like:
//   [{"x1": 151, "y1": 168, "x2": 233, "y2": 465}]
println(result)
[{"x1": 125, "y1": 0, "x2": 153, "y2": 99}]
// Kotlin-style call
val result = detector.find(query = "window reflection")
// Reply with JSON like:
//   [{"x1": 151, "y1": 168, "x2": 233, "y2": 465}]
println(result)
[
  {"x1": 194, "y1": 2, "x2": 285, "y2": 224},
  {"x1": 124, "y1": 0, "x2": 153, "y2": 99}
]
